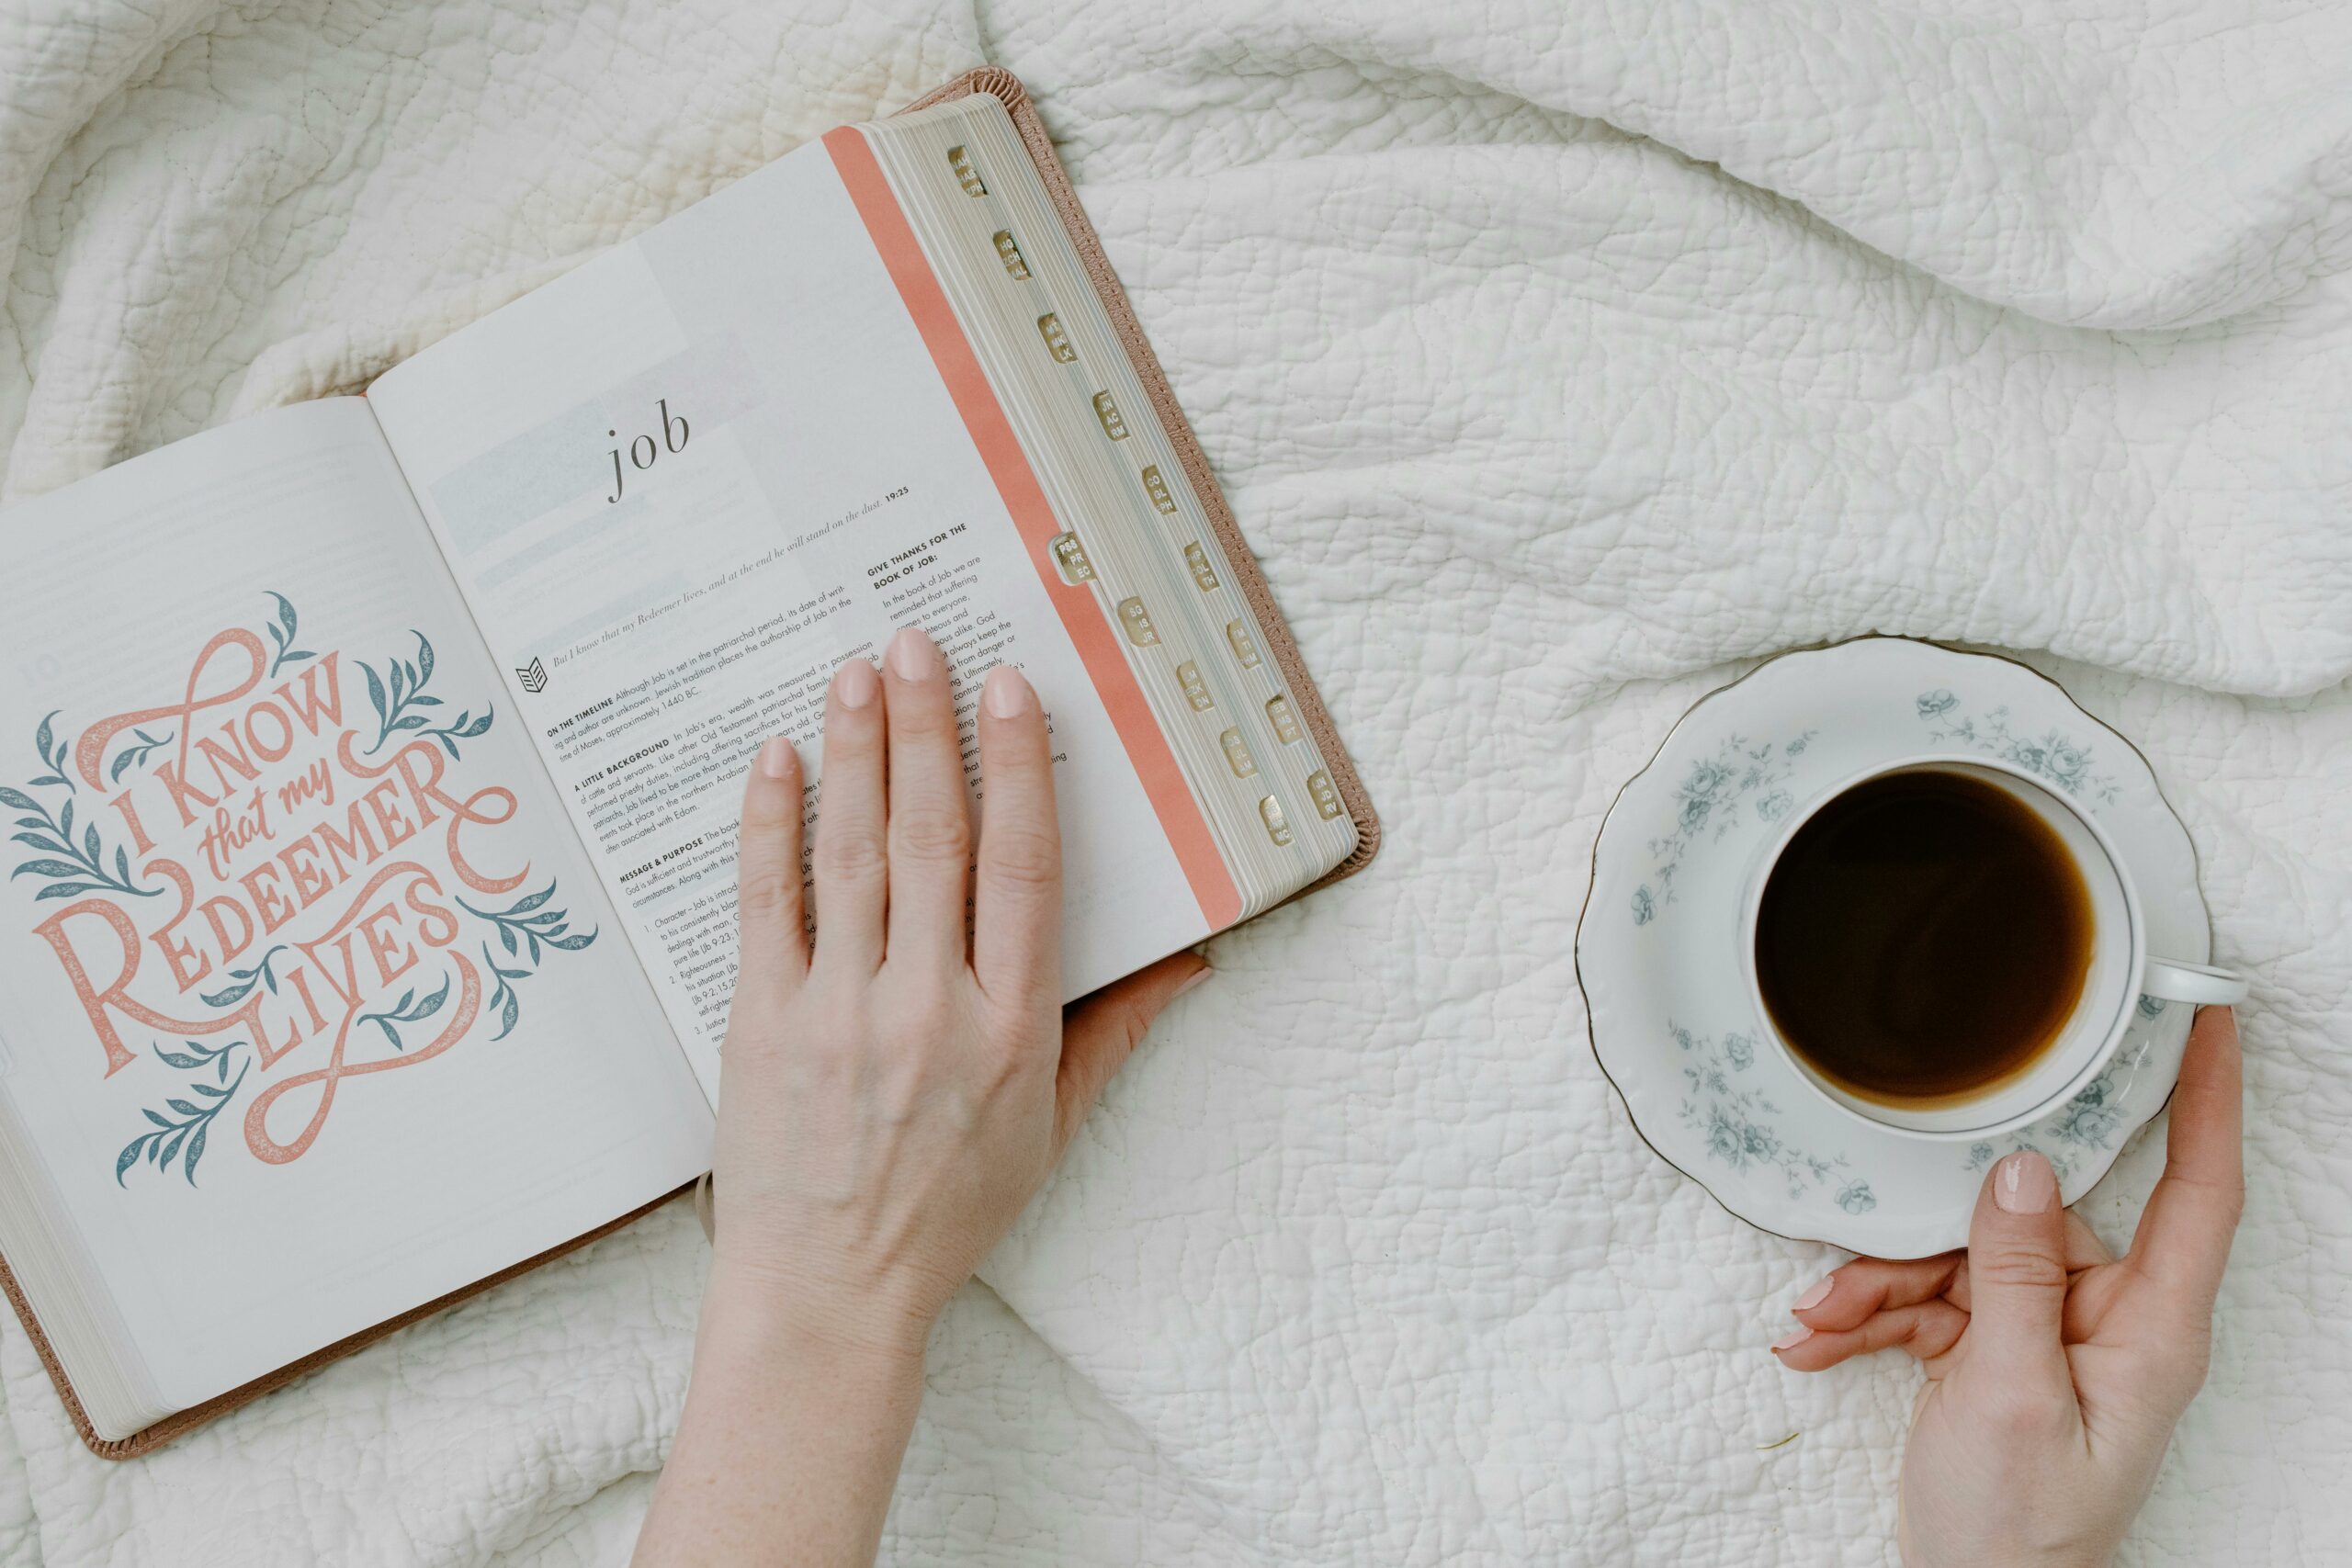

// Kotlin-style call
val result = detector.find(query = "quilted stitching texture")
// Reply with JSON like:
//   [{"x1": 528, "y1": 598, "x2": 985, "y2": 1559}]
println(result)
[{"x1": 3, "y1": 3, "x2": 2348, "y2": 1563}]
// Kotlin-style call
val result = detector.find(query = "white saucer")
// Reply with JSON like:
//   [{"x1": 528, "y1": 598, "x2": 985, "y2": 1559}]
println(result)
[{"x1": 1576, "y1": 637, "x2": 2207, "y2": 1258}]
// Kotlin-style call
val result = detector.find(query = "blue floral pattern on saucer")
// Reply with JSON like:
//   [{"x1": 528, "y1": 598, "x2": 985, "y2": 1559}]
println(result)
[
  {"x1": 1577, "y1": 637, "x2": 2209, "y2": 1258},
  {"x1": 1915, "y1": 690, "x2": 2120, "y2": 806},
  {"x1": 1633, "y1": 730, "x2": 1812, "y2": 925}
]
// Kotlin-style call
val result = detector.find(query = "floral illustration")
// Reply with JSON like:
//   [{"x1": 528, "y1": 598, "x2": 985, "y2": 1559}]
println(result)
[
  {"x1": 1670, "y1": 1021, "x2": 1872, "y2": 1208},
  {"x1": 6, "y1": 711, "x2": 158, "y2": 901},
  {"x1": 1, "y1": 593, "x2": 609, "y2": 1187},
  {"x1": 359, "y1": 631, "x2": 493, "y2": 758},
  {"x1": 358, "y1": 976, "x2": 454, "y2": 1052},
  {"x1": 1634, "y1": 730, "x2": 1815, "y2": 924},
  {"x1": 1914, "y1": 690, "x2": 2120, "y2": 806},
  {"x1": 263, "y1": 590, "x2": 317, "y2": 677},
  {"x1": 107, "y1": 728, "x2": 173, "y2": 785},
  {"x1": 117, "y1": 1038, "x2": 249, "y2": 1186},
  {"x1": 198, "y1": 945, "x2": 289, "y2": 1009},
  {"x1": 1962, "y1": 1035, "x2": 2153, "y2": 1182},
  {"x1": 461, "y1": 883, "x2": 598, "y2": 1040}
]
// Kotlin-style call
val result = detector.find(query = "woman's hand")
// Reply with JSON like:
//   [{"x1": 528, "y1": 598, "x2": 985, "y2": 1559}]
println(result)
[
  {"x1": 1773, "y1": 1006, "x2": 2243, "y2": 1568},
  {"x1": 634, "y1": 628, "x2": 1207, "y2": 1568}
]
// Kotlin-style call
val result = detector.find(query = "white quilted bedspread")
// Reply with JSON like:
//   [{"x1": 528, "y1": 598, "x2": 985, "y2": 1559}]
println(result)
[{"x1": 5, "y1": 3, "x2": 2350, "y2": 1563}]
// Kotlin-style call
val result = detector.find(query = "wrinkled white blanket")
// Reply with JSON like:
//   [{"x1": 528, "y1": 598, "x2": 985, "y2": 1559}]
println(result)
[{"x1": 5, "y1": 2, "x2": 2350, "y2": 1562}]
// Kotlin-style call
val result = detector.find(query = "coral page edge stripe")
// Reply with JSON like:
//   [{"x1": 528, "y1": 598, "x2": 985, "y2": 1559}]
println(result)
[{"x1": 821, "y1": 126, "x2": 1238, "y2": 931}]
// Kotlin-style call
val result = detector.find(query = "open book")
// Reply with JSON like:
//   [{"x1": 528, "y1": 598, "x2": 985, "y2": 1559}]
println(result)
[{"x1": 0, "y1": 70, "x2": 1375, "y2": 1457}]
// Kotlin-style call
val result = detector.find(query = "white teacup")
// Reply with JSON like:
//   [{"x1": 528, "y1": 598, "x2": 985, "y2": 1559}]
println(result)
[{"x1": 1738, "y1": 755, "x2": 2245, "y2": 1140}]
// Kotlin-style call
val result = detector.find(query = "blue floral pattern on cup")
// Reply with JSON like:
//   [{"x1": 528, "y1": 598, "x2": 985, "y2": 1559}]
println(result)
[
  {"x1": 1634, "y1": 731, "x2": 1814, "y2": 924},
  {"x1": 1961, "y1": 1034, "x2": 2153, "y2": 1181},
  {"x1": 1915, "y1": 690, "x2": 2120, "y2": 806},
  {"x1": 1670, "y1": 1021, "x2": 1873, "y2": 1209}
]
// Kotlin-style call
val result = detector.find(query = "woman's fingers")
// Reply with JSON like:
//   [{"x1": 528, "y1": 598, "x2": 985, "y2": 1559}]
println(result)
[
  {"x1": 879, "y1": 627, "x2": 975, "y2": 971},
  {"x1": 1940, "y1": 1211, "x2": 2115, "y2": 1315},
  {"x1": 730, "y1": 736, "x2": 808, "y2": 1009},
  {"x1": 1773, "y1": 1299, "x2": 1971, "y2": 1371},
  {"x1": 1791, "y1": 1253, "x2": 1963, "y2": 1333},
  {"x1": 971, "y1": 666, "x2": 1061, "y2": 1008},
  {"x1": 2126, "y1": 1006, "x2": 2245, "y2": 1311},
  {"x1": 811, "y1": 656, "x2": 888, "y2": 976},
  {"x1": 1793, "y1": 1207, "x2": 2117, "y2": 1328}
]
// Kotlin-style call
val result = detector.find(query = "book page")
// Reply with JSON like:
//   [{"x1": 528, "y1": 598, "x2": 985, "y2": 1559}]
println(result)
[
  {"x1": 0, "y1": 400, "x2": 710, "y2": 1432},
  {"x1": 368, "y1": 135, "x2": 1211, "y2": 1097}
]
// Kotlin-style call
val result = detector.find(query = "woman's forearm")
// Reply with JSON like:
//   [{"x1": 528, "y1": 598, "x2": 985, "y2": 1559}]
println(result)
[{"x1": 632, "y1": 1262, "x2": 928, "y2": 1568}]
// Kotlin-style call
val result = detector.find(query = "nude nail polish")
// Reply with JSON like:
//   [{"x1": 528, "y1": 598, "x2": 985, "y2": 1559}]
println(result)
[
  {"x1": 1770, "y1": 1325, "x2": 1813, "y2": 1353},
  {"x1": 887, "y1": 626, "x2": 935, "y2": 680},
  {"x1": 835, "y1": 657, "x2": 878, "y2": 708},
  {"x1": 1995, "y1": 1150, "x2": 2056, "y2": 1214},
  {"x1": 1792, "y1": 1276, "x2": 1833, "y2": 1313},
  {"x1": 757, "y1": 737, "x2": 794, "y2": 779},
  {"x1": 982, "y1": 665, "x2": 1031, "y2": 718}
]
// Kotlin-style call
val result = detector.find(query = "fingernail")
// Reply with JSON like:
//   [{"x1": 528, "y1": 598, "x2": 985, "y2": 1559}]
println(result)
[
  {"x1": 1770, "y1": 1325, "x2": 1813, "y2": 1354},
  {"x1": 1172, "y1": 963, "x2": 1213, "y2": 999},
  {"x1": 757, "y1": 737, "x2": 795, "y2": 780},
  {"x1": 982, "y1": 665, "x2": 1032, "y2": 718},
  {"x1": 887, "y1": 626, "x2": 936, "y2": 681},
  {"x1": 1792, "y1": 1276, "x2": 1833, "y2": 1314},
  {"x1": 835, "y1": 657, "x2": 878, "y2": 709},
  {"x1": 1995, "y1": 1150, "x2": 2057, "y2": 1214}
]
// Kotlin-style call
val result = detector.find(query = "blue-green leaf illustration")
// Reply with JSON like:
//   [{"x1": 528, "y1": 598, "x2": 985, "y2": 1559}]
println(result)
[
  {"x1": 108, "y1": 728, "x2": 174, "y2": 784},
  {"x1": 4, "y1": 717, "x2": 156, "y2": 899},
  {"x1": 464, "y1": 884, "x2": 597, "y2": 1042},
  {"x1": 118, "y1": 1040, "x2": 248, "y2": 1186},
  {"x1": 357, "y1": 632, "x2": 488, "y2": 759},
  {"x1": 264, "y1": 592, "x2": 317, "y2": 676},
  {"x1": 199, "y1": 945, "x2": 288, "y2": 1008},
  {"x1": 356, "y1": 973, "x2": 453, "y2": 1052}
]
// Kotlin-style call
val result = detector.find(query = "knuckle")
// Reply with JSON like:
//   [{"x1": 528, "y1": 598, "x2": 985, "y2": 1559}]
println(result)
[
  {"x1": 984, "y1": 826, "x2": 1060, "y2": 890},
  {"x1": 894, "y1": 985, "x2": 962, "y2": 1044},
  {"x1": 893, "y1": 807, "x2": 970, "y2": 864},
  {"x1": 891, "y1": 697, "x2": 956, "y2": 739},
  {"x1": 735, "y1": 869, "x2": 794, "y2": 922},
  {"x1": 1971, "y1": 1244, "x2": 2071, "y2": 1294},
  {"x1": 818, "y1": 828, "x2": 888, "y2": 885}
]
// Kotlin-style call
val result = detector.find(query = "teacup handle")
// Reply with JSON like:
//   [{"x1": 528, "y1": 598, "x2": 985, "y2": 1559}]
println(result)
[{"x1": 2142, "y1": 956, "x2": 2248, "y2": 1007}]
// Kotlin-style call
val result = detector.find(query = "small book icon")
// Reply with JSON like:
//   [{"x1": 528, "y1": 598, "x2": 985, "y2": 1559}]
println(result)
[{"x1": 515, "y1": 657, "x2": 548, "y2": 694}]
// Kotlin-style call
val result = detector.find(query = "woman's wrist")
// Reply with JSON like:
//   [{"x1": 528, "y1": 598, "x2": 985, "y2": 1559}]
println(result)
[{"x1": 698, "y1": 1249, "x2": 936, "y2": 1388}]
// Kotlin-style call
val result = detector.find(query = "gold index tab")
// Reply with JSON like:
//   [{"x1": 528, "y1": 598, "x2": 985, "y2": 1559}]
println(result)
[
  {"x1": 1260, "y1": 795, "x2": 1295, "y2": 847},
  {"x1": 991, "y1": 230, "x2": 1031, "y2": 278},
  {"x1": 1219, "y1": 728, "x2": 1259, "y2": 777},
  {"x1": 1306, "y1": 769, "x2": 1345, "y2": 820},
  {"x1": 1050, "y1": 532, "x2": 1095, "y2": 584},
  {"x1": 947, "y1": 145, "x2": 987, "y2": 196},
  {"x1": 1183, "y1": 542, "x2": 1220, "y2": 592},
  {"x1": 1176, "y1": 660, "x2": 1215, "y2": 711},
  {"x1": 1092, "y1": 391, "x2": 1130, "y2": 441},
  {"x1": 1225, "y1": 618, "x2": 1261, "y2": 669},
  {"x1": 1265, "y1": 694, "x2": 1304, "y2": 744},
  {"x1": 1117, "y1": 596, "x2": 1159, "y2": 646},
  {"x1": 1142, "y1": 465, "x2": 1179, "y2": 514},
  {"x1": 1036, "y1": 313, "x2": 1077, "y2": 364}
]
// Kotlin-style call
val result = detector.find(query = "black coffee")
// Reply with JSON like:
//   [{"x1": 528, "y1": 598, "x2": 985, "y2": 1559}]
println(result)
[{"x1": 1753, "y1": 768, "x2": 2094, "y2": 1107}]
